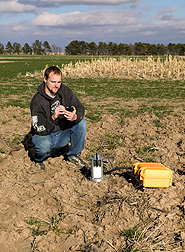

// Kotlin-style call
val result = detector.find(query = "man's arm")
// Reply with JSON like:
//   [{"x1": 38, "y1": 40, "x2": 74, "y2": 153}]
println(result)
[{"x1": 30, "y1": 97, "x2": 55, "y2": 135}]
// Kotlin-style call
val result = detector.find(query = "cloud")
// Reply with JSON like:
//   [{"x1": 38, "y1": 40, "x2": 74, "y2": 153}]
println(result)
[
  {"x1": 0, "y1": 0, "x2": 142, "y2": 15},
  {"x1": 18, "y1": 0, "x2": 141, "y2": 7},
  {"x1": 156, "y1": 6, "x2": 179, "y2": 21},
  {"x1": 0, "y1": 0, "x2": 38, "y2": 13},
  {"x1": 10, "y1": 23, "x2": 27, "y2": 31},
  {"x1": 1, "y1": 2, "x2": 185, "y2": 47},
  {"x1": 159, "y1": 14, "x2": 179, "y2": 21},
  {"x1": 160, "y1": 7, "x2": 178, "y2": 14},
  {"x1": 30, "y1": 8, "x2": 185, "y2": 44},
  {"x1": 30, "y1": 8, "x2": 185, "y2": 45},
  {"x1": 0, "y1": 21, "x2": 35, "y2": 44},
  {"x1": 32, "y1": 9, "x2": 140, "y2": 27}
]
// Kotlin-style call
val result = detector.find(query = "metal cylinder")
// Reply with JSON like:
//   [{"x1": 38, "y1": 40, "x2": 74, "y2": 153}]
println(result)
[{"x1": 90, "y1": 153, "x2": 104, "y2": 182}]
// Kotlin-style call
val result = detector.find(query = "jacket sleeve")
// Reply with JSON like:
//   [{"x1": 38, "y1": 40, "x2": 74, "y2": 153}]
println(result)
[
  {"x1": 63, "y1": 86, "x2": 85, "y2": 123},
  {"x1": 30, "y1": 98, "x2": 55, "y2": 135}
]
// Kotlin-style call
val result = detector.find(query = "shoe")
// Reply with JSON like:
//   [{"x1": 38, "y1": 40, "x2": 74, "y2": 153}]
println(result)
[
  {"x1": 67, "y1": 155, "x2": 88, "y2": 168},
  {"x1": 36, "y1": 161, "x2": 46, "y2": 170}
]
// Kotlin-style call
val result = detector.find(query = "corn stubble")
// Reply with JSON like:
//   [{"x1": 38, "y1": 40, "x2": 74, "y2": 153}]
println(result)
[{"x1": 60, "y1": 55, "x2": 185, "y2": 80}]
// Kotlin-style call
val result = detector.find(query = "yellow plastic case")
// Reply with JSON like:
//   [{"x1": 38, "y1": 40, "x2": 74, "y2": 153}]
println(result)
[{"x1": 132, "y1": 162, "x2": 173, "y2": 188}]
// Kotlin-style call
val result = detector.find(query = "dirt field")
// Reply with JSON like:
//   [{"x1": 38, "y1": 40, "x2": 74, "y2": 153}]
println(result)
[{"x1": 0, "y1": 101, "x2": 184, "y2": 252}]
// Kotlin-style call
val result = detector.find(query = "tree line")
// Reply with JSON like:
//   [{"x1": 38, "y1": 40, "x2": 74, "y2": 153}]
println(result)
[
  {"x1": 1, "y1": 40, "x2": 185, "y2": 55},
  {"x1": 0, "y1": 40, "x2": 62, "y2": 55},
  {"x1": 65, "y1": 41, "x2": 185, "y2": 55}
]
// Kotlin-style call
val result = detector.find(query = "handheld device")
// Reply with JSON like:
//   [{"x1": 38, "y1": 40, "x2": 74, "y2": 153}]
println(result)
[{"x1": 65, "y1": 106, "x2": 74, "y2": 112}]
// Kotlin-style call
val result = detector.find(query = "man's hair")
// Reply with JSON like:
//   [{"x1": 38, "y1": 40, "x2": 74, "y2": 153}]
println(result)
[{"x1": 44, "y1": 66, "x2": 62, "y2": 80}]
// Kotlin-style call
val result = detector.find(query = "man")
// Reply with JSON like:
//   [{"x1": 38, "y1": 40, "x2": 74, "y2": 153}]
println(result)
[{"x1": 30, "y1": 66, "x2": 87, "y2": 170}]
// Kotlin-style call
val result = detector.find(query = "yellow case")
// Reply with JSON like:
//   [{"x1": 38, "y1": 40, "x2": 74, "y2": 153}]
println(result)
[{"x1": 132, "y1": 162, "x2": 173, "y2": 188}]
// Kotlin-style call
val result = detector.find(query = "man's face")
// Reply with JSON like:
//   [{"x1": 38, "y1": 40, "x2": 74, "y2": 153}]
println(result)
[{"x1": 44, "y1": 72, "x2": 62, "y2": 95}]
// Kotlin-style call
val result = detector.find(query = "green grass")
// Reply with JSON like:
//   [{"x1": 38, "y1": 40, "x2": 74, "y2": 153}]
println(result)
[
  {"x1": 153, "y1": 119, "x2": 165, "y2": 128},
  {"x1": 12, "y1": 136, "x2": 22, "y2": 145},
  {"x1": 136, "y1": 145, "x2": 156, "y2": 155},
  {"x1": 69, "y1": 78, "x2": 185, "y2": 100},
  {"x1": 0, "y1": 55, "x2": 184, "y2": 121},
  {"x1": 103, "y1": 134, "x2": 123, "y2": 150},
  {"x1": 25, "y1": 206, "x2": 71, "y2": 237},
  {"x1": 0, "y1": 54, "x2": 96, "y2": 80},
  {"x1": 0, "y1": 76, "x2": 184, "y2": 119},
  {"x1": 121, "y1": 226, "x2": 141, "y2": 252}
]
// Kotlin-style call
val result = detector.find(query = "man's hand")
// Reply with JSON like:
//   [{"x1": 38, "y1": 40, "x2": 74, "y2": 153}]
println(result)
[
  {"x1": 52, "y1": 105, "x2": 77, "y2": 121},
  {"x1": 52, "y1": 105, "x2": 65, "y2": 120},
  {"x1": 63, "y1": 106, "x2": 77, "y2": 121}
]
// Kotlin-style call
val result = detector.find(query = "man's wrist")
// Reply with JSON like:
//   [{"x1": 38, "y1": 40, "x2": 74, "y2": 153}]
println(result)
[
  {"x1": 74, "y1": 114, "x2": 77, "y2": 120},
  {"x1": 52, "y1": 114, "x2": 56, "y2": 120}
]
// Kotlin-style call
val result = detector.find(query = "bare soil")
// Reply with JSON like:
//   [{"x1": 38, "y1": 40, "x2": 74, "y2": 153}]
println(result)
[{"x1": 0, "y1": 103, "x2": 184, "y2": 252}]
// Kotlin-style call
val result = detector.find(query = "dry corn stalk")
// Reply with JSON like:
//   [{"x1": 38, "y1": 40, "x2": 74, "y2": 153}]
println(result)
[{"x1": 60, "y1": 55, "x2": 185, "y2": 80}]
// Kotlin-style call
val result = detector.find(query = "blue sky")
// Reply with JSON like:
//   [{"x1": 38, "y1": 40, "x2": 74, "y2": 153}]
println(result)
[{"x1": 0, "y1": 0, "x2": 185, "y2": 50}]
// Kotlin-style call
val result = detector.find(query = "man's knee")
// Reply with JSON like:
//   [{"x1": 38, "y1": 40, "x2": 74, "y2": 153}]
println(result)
[
  {"x1": 32, "y1": 135, "x2": 52, "y2": 156},
  {"x1": 77, "y1": 119, "x2": 86, "y2": 132}
]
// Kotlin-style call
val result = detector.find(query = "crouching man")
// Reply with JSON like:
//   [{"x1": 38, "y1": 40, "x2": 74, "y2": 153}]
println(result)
[{"x1": 30, "y1": 66, "x2": 87, "y2": 170}]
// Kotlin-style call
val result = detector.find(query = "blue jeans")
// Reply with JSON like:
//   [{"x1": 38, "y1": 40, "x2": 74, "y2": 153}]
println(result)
[{"x1": 32, "y1": 119, "x2": 86, "y2": 163}]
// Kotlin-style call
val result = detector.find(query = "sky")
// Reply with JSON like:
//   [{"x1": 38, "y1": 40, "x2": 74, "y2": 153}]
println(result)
[{"x1": 0, "y1": 0, "x2": 185, "y2": 51}]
